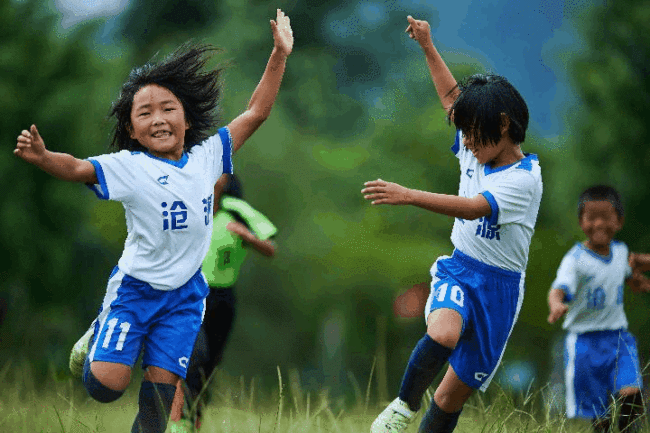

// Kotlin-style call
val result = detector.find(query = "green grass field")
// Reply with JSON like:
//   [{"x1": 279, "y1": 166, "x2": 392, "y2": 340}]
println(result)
[{"x1": 1, "y1": 361, "x2": 647, "y2": 432}]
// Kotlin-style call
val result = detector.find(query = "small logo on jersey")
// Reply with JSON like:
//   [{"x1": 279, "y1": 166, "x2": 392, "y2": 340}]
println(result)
[
  {"x1": 476, "y1": 217, "x2": 501, "y2": 240},
  {"x1": 474, "y1": 372, "x2": 488, "y2": 381},
  {"x1": 466, "y1": 168, "x2": 474, "y2": 178},
  {"x1": 157, "y1": 175, "x2": 169, "y2": 185},
  {"x1": 179, "y1": 357, "x2": 189, "y2": 368}
]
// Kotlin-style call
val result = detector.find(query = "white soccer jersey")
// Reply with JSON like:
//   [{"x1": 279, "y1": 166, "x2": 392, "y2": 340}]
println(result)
[
  {"x1": 87, "y1": 128, "x2": 233, "y2": 291},
  {"x1": 450, "y1": 130, "x2": 543, "y2": 272},
  {"x1": 552, "y1": 241, "x2": 632, "y2": 333}
]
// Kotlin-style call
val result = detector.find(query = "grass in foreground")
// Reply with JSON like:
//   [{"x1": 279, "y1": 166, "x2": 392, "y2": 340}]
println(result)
[{"x1": 1, "y1": 361, "x2": 648, "y2": 432}]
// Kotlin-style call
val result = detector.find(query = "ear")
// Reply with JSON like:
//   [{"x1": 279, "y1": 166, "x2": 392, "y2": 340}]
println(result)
[
  {"x1": 185, "y1": 118, "x2": 191, "y2": 131},
  {"x1": 500, "y1": 113, "x2": 510, "y2": 135},
  {"x1": 128, "y1": 124, "x2": 136, "y2": 139}
]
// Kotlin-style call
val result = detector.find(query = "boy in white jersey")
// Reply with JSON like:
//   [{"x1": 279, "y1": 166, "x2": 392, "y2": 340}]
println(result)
[
  {"x1": 362, "y1": 15, "x2": 542, "y2": 433},
  {"x1": 14, "y1": 10, "x2": 292, "y2": 433},
  {"x1": 548, "y1": 185, "x2": 650, "y2": 433}
]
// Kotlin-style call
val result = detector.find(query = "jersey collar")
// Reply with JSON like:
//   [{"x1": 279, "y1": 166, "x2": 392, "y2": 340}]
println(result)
[
  {"x1": 143, "y1": 151, "x2": 189, "y2": 168},
  {"x1": 578, "y1": 241, "x2": 614, "y2": 264},
  {"x1": 484, "y1": 153, "x2": 537, "y2": 175}
]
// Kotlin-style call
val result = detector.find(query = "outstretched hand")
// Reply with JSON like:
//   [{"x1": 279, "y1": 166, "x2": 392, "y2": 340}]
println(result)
[
  {"x1": 15, "y1": 124, "x2": 46, "y2": 164},
  {"x1": 405, "y1": 15, "x2": 432, "y2": 46},
  {"x1": 628, "y1": 272, "x2": 650, "y2": 293},
  {"x1": 547, "y1": 302, "x2": 568, "y2": 324},
  {"x1": 271, "y1": 9, "x2": 293, "y2": 57},
  {"x1": 362, "y1": 179, "x2": 412, "y2": 206}
]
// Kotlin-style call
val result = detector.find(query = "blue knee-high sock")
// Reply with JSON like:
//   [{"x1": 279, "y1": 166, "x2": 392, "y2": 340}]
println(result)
[
  {"x1": 398, "y1": 335, "x2": 452, "y2": 412},
  {"x1": 131, "y1": 381, "x2": 176, "y2": 433},
  {"x1": 418, "y1": 398, "x2": 462, "y2": 433}
]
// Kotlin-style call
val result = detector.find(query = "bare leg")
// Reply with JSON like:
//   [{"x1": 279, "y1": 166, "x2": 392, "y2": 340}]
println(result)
[{"x1": 170, "y1": 381, "x2": 185, "y2": 422}]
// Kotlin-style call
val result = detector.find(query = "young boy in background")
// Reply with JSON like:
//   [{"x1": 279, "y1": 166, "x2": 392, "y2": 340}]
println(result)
[{"x1": 548, "y1": 185, "x2": 650, "y2": 433}]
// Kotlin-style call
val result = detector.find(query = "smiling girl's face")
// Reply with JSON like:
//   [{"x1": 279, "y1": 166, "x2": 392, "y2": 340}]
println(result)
[{"x1": 129, "y1": 84, "x2": 190, "y2": 161}]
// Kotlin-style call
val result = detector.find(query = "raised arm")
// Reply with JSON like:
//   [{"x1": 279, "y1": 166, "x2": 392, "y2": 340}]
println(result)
[
  {"x1": 228, "y1": 9, "x2": 293, "y2": 153},
  {"x1": 14, "y1": 124, "x2": 97, "y2": 183},
  {"x1": 406, "y1": 16, "x2": 459, "y2": 114},
  {"x1": 361, "y1": 179, "x2": 491, "y2": 220}
]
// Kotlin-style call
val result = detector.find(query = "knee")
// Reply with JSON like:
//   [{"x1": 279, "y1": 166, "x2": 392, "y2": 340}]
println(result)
[
  {"x1": 83, "y1": 368, "x2": 125, "y2": 403},
  {"x1": 426, "y1": 309, "x2": 462, "y2": 349},
  {"x1": 433, "y1": 389, "x2": 455, "y2": 412},
  {"x1": 82, "y1": 360, "x2": 126, "y2": 403},
  {"x1": 426, "y1": 327, "x2": 459, "y2": 349}
]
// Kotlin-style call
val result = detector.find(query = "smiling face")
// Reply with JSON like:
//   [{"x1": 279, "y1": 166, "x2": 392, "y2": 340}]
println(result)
[
  {"x1": 129, "y1": 84, "x2": 189, "y2": 161},
  {"x1": 579, "y1": 200, "x2": 623, "y2": 255}
]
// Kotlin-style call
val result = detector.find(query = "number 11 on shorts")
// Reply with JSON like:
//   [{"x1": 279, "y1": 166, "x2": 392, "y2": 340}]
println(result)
[{"x1": 102, "y1": 318, "x2": 131, "y2": 351}]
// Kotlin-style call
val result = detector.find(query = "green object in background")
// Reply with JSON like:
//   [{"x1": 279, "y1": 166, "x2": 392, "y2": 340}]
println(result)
[{"x1": 202, "y1": 196, "x2": 277, "y2": 287}]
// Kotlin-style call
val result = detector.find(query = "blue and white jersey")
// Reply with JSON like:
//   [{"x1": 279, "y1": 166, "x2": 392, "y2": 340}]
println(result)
[
  {"x1": 552, "y1": 241, "x2": 632, "y2": 333},
  {"x1": 87, "y1": 127, "x2": 233, "y2": 291},
  {"x1": 450, "y1": 130, "x2": 543, "y2": 272}
]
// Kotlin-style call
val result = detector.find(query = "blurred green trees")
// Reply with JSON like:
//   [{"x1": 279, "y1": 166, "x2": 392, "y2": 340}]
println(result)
[{"x1": 0, "y1": 0, "x2": 130, "y2": 373}]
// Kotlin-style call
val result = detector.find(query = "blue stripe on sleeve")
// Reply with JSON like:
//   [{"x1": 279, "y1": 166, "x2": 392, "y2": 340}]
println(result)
[
  {"x1": 218, "y1": 127, "x2": 233, "y2": 174},
  {"x1": 85, "y1": 159, "x2": 109, "y2": 200},
  {"x1": 480, "y1": 190, "x2": 499, "y2": 225},
  {"x1": 451, "y1": 130, "x2": 461, "y2": 155},
  {"x1": 557, "y1": 284, "x2": 573, "y2": 302}
]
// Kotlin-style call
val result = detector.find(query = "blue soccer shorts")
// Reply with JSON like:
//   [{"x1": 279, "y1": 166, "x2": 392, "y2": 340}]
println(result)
[
  {"x1": 424, "y1": 249, "x2": 525, "y2": 391},
  {"x1": 88, "y1": 267, "x2": 209, "y2": 378},
  {"x1": 564, "y1": 329, "x2": 643, "y2": 419}
]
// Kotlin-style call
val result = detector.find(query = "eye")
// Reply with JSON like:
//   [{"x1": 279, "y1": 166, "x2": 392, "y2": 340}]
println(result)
[
  {"x1": 164, "y1": 107, "x2": 175, "y2": 112},
  {"x1": 139, "y1": 112, "x2": 150, "y2": 117}
]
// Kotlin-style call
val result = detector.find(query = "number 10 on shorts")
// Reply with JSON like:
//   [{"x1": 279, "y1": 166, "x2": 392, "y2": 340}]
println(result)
[{"x1": 433, "y1": 281, "x2": 465, "y2": 308}]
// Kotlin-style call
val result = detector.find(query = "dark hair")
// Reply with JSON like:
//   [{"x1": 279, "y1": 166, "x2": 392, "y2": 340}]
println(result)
[
  {"x1": 449, "y1": 74, "x2": 529, "y2": 147},
  {"x1": 109, "y1": 43, "x2": 223, "y2": 152},
  {"x1": 578, "y1": 185, "x2": 624, "y2": 219},
  {"x1": 223, "y1": 174, "x2": 243, "y2": 199}
]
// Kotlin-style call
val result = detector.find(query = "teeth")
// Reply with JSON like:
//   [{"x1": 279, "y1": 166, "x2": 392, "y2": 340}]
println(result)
[{"x1": 152, "y1": 131, "x2": 171, "y2": 138}]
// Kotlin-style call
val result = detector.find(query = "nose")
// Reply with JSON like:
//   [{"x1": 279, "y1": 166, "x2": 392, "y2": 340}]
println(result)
[
  {"x1": 592, "y1": 217, "x2": 605, "y2": 228},
  {"x1": 152, "y1": 110, "x2": 166, "y2": 125}
]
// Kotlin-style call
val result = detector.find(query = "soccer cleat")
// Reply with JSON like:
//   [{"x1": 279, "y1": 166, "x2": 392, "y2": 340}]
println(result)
[
  {"x1": 69, "y1": 324, "x2": 95, "y2": 378},
  {"x1": 169, "y1": 419, "x2": 194, "y2": 433},
  {"x1": 371, "y1": 398, "x2": 416, "y2": 433}
]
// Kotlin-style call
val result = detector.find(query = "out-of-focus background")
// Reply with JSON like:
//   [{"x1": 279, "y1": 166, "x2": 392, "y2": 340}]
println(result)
[{"x1": 1, "y1": 0, "x2": 649, "y2": 407}]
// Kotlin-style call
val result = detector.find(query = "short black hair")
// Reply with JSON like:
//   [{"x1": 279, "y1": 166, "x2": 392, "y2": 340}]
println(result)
[
  {"x1": 578, "y1": 185, "x2": 624, "y2": 219},
  {"x1": 109, "y1": 43, "x2": 223, "y2": 152},
  {"x1": 449, "y1": 74, "x2": 529, "y2": 147}
]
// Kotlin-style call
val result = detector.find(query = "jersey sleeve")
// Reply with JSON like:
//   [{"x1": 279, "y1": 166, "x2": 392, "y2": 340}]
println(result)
[
  {"x1": 620, "y1": 242, "x2": 633, "y2": 279},
  {"x1": 481, "y1": 169, "x2": 538, "y2": 226},
  {"x1": 218, "y1": 127, "x2": 233, "y2": 175},
  {"x1": 193, "y1": 127, "x2": 233, "y2": 187},
  {"x1": 85, "y1": 151, "x2": 138, "y2": 202},
  {"x1": 451, "y1": 130, "x2": 463, "y2": 158},
  {"x1": 551, "y1": 250, "x2": 578, "y2": 301}
]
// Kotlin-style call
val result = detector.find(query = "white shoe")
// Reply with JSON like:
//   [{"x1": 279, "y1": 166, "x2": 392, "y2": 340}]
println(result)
[
  {"x1": 371, "y1": 398, "x2": 416, "y2": 433},
  {"x1": 69, "y1": 323, "x2": 95, "y2": 378}
]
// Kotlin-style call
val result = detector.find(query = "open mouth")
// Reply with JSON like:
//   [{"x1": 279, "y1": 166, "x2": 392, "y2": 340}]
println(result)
[{"x1": 152, "y1": 130, "x2": 171, "y2": 138}]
